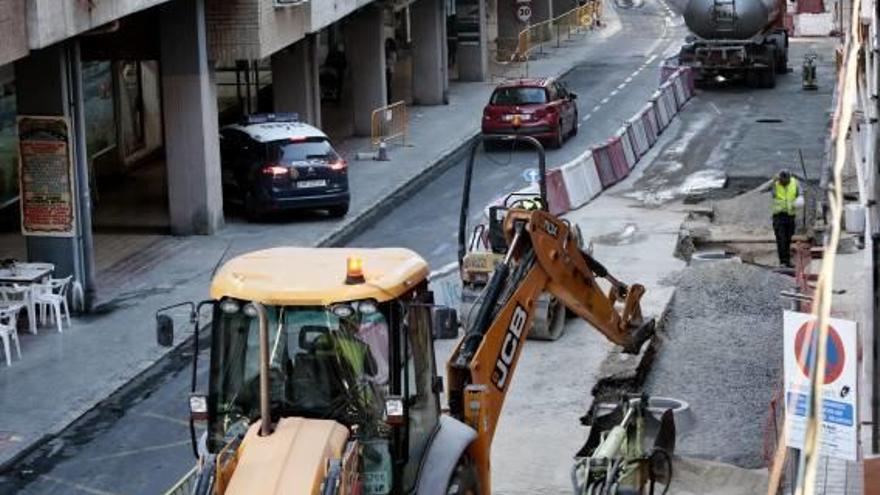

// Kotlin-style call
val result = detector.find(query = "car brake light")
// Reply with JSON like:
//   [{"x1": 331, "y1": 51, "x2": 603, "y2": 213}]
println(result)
[
  {"x1": 534, "y1": 109, "x2": 546, "y2": 119},
  {"x1": 289, "y1": 136, "x2": 307, "y2": 143},
  {"x1": 262, "y1": 165, "x2": 288, "y2": 176},
  {"x1": 330, "y1": 160, "x2": 347, "y2": 171}
]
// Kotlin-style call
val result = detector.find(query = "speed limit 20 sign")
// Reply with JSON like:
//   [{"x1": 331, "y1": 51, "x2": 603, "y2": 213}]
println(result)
[{"x1": 515, "y1": 0, "x2": 532, "y2": 22}]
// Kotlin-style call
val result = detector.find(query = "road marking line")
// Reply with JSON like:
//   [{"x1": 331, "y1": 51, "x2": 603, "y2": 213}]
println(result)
[
  {"x1": 625, "y1": 76, "x2": 633, "y2": 83},
  {"x1": 592, "y1": 105, "x2": 601, "y2": 112},
  {"x1": 429, "y1": 261, "x2": 459, "y2": 280},
  {"x1": 138, "y1": 411, "x2": 190, "y2": 427},
  {"x1": 38, "y1": 475, "x2": 122, "y2": 495},
  {"x1": 646, "y1": 54, "x2": 658, "y2": 64},
  {"x1": 86, "y1": 440, "x2": 192, "y2": 462},
  {"x1": 582, "y1": 114, "x2": 592, "y2": 121},
  {"x1": 709, "y1": 102, "x2": 722, "y2": 115},
  {"x1": 630, "y1": 71, "x2": 639, "y2": 77},
  {"x1": 600, "y1": 97, "x2": 609, "y2": 104},
  {"x1": 610, "y1": 90, "x2": 619, "y2": 96},
  {"x1": 617, "y1": 83, "x2": 626, "y2": 90}
]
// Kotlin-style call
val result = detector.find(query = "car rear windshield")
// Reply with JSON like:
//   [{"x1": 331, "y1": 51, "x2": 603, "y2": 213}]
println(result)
[
  {"x1": 490, "y1": 87, "x2": 548, "y2": 105},
  {"x1": 266, "y1": 138, "x2": 339, "y2": 163}
]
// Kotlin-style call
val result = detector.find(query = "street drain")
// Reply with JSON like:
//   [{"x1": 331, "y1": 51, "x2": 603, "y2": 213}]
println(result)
[{"x1": 756, "y1": 118, "x2": 784, "y2": 123}]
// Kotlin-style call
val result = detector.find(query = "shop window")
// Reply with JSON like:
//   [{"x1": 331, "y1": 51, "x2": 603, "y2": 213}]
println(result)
[
  {"x1": 82, "y1": 61, "x2": 116, "y2": 161},
  {"x1": 0, "y1": 78, "x2": 17, "y2": 210}
]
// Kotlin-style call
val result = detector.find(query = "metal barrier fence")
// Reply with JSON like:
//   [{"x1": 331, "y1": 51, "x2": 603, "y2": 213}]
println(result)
[
  {"x1": 370, "y1": 100, "x2": 407, "y2": 149},
  {"x1": 512, "y1": 1, "x2": 603, "y2": 63},
  {"x1": 162, "y1": 467, "x2": 197, "y2": 495}
]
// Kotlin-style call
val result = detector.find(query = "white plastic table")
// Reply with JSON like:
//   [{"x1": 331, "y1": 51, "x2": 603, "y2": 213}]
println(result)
[{"x1": 0, "y1": 263, "x2": 54, "y2": 335}]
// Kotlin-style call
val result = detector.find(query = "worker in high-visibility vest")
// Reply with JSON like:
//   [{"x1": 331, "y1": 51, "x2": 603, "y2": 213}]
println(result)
[{"x1": 770, "y1": 169, "x2": 800, "y2": 267}]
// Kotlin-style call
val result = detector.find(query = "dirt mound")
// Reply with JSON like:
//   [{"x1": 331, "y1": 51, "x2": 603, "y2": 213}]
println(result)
[{"x1": 645, "y1": 261, "x2": 793, "y2": 468}]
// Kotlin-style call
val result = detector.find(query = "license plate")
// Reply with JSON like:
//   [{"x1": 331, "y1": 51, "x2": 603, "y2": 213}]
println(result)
[
  {"x1": 503, "y1": 114, "x2": 532, "y2": 122},
  {"x1": 297, "y1": 179, "x2": 327, "y2": 188}
]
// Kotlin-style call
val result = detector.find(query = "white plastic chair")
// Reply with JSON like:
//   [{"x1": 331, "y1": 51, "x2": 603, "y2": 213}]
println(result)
[
  {"x1": 0, "y1": 306, "x2": 22, "y2": 366},
  {"x1": 0, "y1": 285, "x2": 33, "y2": 334},
  {"x1": 34, "y1": 276, "x2": 72, "y2": 334}
]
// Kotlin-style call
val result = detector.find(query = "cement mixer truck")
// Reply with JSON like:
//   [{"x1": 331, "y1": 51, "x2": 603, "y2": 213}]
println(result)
[{"x1": 677, "y1": 0, "x2": 788, "y2": 88}]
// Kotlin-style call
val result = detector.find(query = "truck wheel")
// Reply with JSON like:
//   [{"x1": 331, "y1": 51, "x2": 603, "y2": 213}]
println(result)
[
  {"x1": 745, "y1": 70, "x2": 760, "y2": 88},
  {"x1": 446, "y1": 457, "x2": 480, "y2": 495},
  {"x1": 763, "y1": 57, "x2": 777, "y2": 88},
  {"x1": 550, "y1": 121, "x2": 564, "y2": 149},
  {"x1": 776, "y1": 53, "x2": 788, "y2": 74}
]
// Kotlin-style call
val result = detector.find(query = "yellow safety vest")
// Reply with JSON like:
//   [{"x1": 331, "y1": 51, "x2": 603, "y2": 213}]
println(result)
[{"x1": 773, "y1": 178, "x2": 799, "y2": 216}]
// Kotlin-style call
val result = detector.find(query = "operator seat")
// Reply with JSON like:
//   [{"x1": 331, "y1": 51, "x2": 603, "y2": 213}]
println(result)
[{"x1": 289, "y1": 325, "x2": 344, "y2": 415}]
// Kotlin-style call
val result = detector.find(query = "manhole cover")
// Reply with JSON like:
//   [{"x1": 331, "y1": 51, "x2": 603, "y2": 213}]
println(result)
[{"x1": 756, "y1": 118, "x2": 784, "y2": 123}]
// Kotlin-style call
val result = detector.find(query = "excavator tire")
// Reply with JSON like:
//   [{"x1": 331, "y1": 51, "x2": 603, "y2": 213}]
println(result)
[
  {"x1": 527, "y1": 293, "x2": 566, "y2": 341},
  {"x1": 446, "y1": 457, "x2": 481, "y2": 495}
]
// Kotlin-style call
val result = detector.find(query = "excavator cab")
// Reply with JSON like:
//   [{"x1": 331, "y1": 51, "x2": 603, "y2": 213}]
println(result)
[{"x1": 156, "y1": 247, "x2": 475, "y2": 495}]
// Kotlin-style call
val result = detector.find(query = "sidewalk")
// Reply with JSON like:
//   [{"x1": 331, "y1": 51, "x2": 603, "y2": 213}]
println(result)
[{"x1": 0, "y1": 3, "x2": 626, "y2": 471}]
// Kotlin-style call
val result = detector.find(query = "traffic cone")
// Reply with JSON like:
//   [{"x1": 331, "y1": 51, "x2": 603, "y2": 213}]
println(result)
[{"x1": 376, "y1": 141, "x2": 390, "y2": 161}]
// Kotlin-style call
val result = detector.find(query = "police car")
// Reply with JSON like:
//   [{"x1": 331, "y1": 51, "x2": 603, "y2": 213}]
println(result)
[{"x1": 220, "y1": 113, "x2": 349, "y2": 219}]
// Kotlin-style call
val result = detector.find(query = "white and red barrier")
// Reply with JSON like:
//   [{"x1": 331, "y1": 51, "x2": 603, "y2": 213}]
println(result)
[
  {"x1": 652, "y1": 91, "x2": 671, "y2": 131},
  {"x1": 607, "y1": 136, "x2": 629, "y2": 181},
  {"x1": 616, "y1": 127, "x2": 638, "y2": 170},
  {"x1": 560, "y1": 155, "x2": 594, "y2": 209},
  {"x1": 640, "y1": 104, "x2": 658, "y2": 146},
  {"x1": 546, "y1": 168, "x2": 572, "y2": 216},
  {"x1": 592, "y1": 143, "x2": 618, "y2": 188},
  {"x1": 680, "y1": 67, "x2": 695, "y2": 94},
  {"x1": 627, "y1": 115, "x2": 650, "y2": 157},
  {"x1": 672, "y1": 76, "x2": 688, "y2": 108},
  {"x1": 513, "y1": 63, "x2": 699, "y2": 219},
  {"x1": 660, "y1": 82, "x2": 678, "y2": 118},
  {"x1": 582, "y1": 152, "x2": 603, "y2": 198}
]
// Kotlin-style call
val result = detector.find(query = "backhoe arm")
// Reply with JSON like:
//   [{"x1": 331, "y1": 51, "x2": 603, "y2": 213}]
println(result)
[{"x1": 446, "y1": 208, "x2": 653, "y2": 493}]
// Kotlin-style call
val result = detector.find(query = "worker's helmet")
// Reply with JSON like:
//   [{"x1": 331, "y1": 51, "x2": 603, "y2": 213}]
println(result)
[{"x1": 778, "y1": 169, "x2": 791, "y2": 180}]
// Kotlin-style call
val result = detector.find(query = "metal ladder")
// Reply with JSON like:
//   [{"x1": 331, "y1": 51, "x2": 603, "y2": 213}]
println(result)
[{"x1": 711, "y1": 0, "x2": 737, "y2": 34}]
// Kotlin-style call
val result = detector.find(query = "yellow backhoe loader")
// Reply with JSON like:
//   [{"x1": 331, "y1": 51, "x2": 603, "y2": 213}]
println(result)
[{"x1": 158, "y1": 136, "x2": 662, "y2": 495}]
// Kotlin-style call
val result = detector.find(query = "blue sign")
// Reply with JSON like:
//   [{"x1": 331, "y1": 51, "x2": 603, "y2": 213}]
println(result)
[
  {"x1": 787, "y1": 393, "x2": 854, "y2": 426},
  {"x1": 522, "y1": 168, "x2": 540, "y2": 183}
]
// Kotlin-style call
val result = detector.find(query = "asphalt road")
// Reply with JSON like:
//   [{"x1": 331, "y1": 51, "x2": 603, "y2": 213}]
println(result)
[
  {"x1": 0, "y1": 1, "x2": 682, "y2": 493},
  {"x1": 354, "y1": 2, "x2": 681, "y2": 272}
]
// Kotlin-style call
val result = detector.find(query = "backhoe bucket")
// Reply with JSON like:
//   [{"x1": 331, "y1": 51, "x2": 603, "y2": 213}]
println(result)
[{"x1": 624, "y1": 318, "x2": 655, "y2": 354}]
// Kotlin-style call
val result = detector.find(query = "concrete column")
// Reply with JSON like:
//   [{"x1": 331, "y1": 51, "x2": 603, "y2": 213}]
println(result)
[
  {"x1": 552, "y1": 0, "x2": 576, "y2": 17},
  {"x1": 412, "y1": 0, "x2": 448, "y2": 105},
  {"x1": 15, "y1": 43, "x2": 95, "y2": 305},
  {"x1": 344, "y1": 5, "x2": 386, "y2": 136},
  {"x1": 271, "y1": 34, "x2": 322, "y2": 127},
  {"x1": 457, "y1": 0, "x2": 489, "y2": 81},
  {"x1": 159, "y1": 0, "x2": 223, "y2": 235}
]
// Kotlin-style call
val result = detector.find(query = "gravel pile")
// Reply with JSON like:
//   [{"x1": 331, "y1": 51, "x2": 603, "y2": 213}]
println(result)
[
  {"x1": 645, "y1": 261, "x2": 793, "y2": 468},
  {"x1": 711, "y1": 187, "x2": 773, "y2": 233}
]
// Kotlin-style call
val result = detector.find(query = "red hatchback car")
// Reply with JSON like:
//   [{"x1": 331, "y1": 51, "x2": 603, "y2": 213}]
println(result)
[{"x1": 481, "y1": 78, "x2": 579, "y2": 149}]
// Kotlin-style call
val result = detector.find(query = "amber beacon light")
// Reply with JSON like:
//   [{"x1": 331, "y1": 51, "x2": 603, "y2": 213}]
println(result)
[{"x1": 346, "y1": 256, "x2": 365, "y2": 284}]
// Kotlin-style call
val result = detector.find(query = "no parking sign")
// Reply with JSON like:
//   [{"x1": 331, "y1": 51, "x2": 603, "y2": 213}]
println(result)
[{"x1": 783, "y1": 310, "x2": 858, "y2": 461}]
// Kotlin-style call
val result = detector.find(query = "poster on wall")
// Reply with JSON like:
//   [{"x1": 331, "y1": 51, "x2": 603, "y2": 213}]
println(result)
[
  {"x1": 783, "y1": 310, "x2": 858, "y2": 461},
  {"x1": 17, "y1": 116, "x2": 77, "y2": 237}
]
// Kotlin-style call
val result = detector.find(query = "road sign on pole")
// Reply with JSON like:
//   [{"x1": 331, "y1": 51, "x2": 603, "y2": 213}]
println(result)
[
  {"x1": 783, "y1": 310, "x2": 858, "y2": 461},
  {"x1": 515, "y1": 0, "x2": 532, "y2": 23}
]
